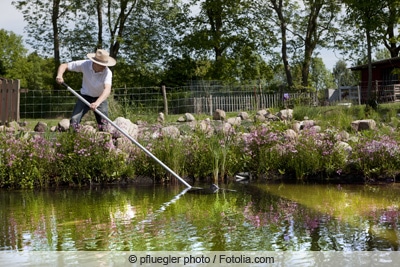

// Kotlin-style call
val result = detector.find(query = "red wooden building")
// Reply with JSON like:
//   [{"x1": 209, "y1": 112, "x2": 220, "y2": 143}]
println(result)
[{"x1": 350, "y1": 57, "x2": 400, "y2": 103}]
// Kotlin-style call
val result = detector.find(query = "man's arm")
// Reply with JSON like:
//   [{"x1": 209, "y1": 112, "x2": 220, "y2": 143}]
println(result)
[{"x1": 56, "y1": 63, "x2": 69, "y2": 84}]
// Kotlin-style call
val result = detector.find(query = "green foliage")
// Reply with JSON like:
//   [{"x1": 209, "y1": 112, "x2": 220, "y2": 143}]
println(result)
[{"x1": 0, "y1": 29, "x2": 28, "y2": 85}]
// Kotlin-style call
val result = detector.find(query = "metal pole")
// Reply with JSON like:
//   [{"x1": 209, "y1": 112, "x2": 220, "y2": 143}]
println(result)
[{"x1": 62, "y1": 83, "x2": 192, "y2": 189}]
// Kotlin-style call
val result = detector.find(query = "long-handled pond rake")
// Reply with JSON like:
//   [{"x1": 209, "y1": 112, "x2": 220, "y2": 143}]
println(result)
[{"x1": 62, "y1": 82, "x2": 192, "y2": 189}]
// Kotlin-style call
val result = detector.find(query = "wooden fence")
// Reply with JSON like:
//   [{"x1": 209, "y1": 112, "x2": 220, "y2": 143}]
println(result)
[{"x1": 0, "y1": 78, "x2": 20, "y2": 124}]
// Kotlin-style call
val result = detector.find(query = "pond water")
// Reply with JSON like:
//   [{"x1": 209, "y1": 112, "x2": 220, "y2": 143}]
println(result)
[{"x1": 1, "y1": 182, "x2": 400, "y2": 251}]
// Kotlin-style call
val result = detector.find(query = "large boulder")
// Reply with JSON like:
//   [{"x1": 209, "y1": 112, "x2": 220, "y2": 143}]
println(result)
[
  {"x1": 256, "y1": 109, "x2": 268, "y2": 117},
  {"x1": 197, "y1": 119, "x2": 214, "y2": 135},
  {"x1": 213, "y1": 109, "x2": 226, "y2": 121},
  {"x1": 277, "y1": 109, "x2": 293, "y2": 120},
  {"x1": 109, "y1": 117, "x2": 139, "y2": 139},
  {"x1": 351, "y1": 119, "x2": 376, "y2": 131},
  {"x1": 227, "y1": 117, "x2": 241, "y2": 126},
  {"x1": 34, "y1": 121, "x2": 48, "y2": 132},
  {"x1": 58, "y1": 119, "x2": 70, "y2": 132},
  {"x1": 238, "y1": 111, "x2": 249, "y2": 120},
  {"x1": 161, "y1": 125, "x2": 180, "y2": 138},
  {"x1": 185, "y1": 113, "x2": 196, "y2": 122},
  {"x1": 157, "y1": 112, "x2": 165, "y2": 124}
]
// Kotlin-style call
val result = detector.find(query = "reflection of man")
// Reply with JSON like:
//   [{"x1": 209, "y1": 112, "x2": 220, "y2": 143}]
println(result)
[{"x1": 55, "y1": 49, "x2": 116, "y2": 130}]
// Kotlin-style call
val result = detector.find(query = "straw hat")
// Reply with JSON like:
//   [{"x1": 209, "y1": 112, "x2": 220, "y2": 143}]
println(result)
[{"x1": 87, "y1": 49, "x2": 116, "y2": 67}]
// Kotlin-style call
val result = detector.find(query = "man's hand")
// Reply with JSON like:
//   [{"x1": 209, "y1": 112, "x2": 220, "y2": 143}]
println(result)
[
  {"x1": 56, "y1": 76, "x2": 64, "y2": 84},
  {"x1": 90, "y1": 102, "x2": 99, "y2": 110}
]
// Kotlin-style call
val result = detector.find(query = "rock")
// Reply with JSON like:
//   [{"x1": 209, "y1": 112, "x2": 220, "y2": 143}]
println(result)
[
  {"x1": 300, "y1": 120, "x2": 315, "y2": 129},
  {"x1": 213, "y1": 109, "x2": 226, "y2": 121},
  {"x1": 336, "y1": 130, "x2": 350, "y2": 141},
  {"x1": 185, "y1": 113, "x2": 196, "y2": 122},
  {"x1": 58, "y1": 119, "x2": 70, "y2": 132},
  {"x1": 7, "y1": 121, "x2": 20, "y2": 130},
  {"x1": 265, "y1": 113, "x2": 279, "y2": 121},
  {"x1": 238, "y1": 111, "x2": 249, "y2": 120},
  {"x1": 110, "y1": 117, "x2": 139, "y2": 139},
  {"x1": 336, "y1": 141, "x2": 352, "y2": 152},
  {"x1": 34, "y1": 121, "x2": 48, "y2": 132},
  {"x1": 81, "y1": 125, "x2": 96, "y2": 135},
  {"x1": 310, "y1": 125, "x2": 321, "y2": 133},
  {"x1": 277, "y1": 109, "x2": 293, "y2": 120},
  {"x1": 256, "y1": 109, "x2": 268, "y2": 116},
  {"x1": 215, "y1": 122, "x2": 233, "y2": 135},
  {"x1": 161, "y1": 125, "x2": 180, "y2": 138},
  {"x1": 227, "y1": 117, "x2": 241, "y2": 126},
  {"x1": 292, "y1": 122, "x2": 301, "y2": 133},
  {"x1": 177, "y1": 116, "x2": 186, "y2": 122},
  {"x1": 254, "y1": 114, "x2": 266, "y2": 122},
  {"x1": 334, "y1": 141, "x2": 352, "y2": 157},
  {"x1": 198, "y1": 119, "x2": 214, "y2": 135},
  {"x1": 284, "y1": 129, "x2": 297, "y2": 141},
  {"x1": 158, "y1": 112, "x2": 165, "y2": 124},
  {"x1": 351, "y1": 119, "x2": 376, "y2": 131}
]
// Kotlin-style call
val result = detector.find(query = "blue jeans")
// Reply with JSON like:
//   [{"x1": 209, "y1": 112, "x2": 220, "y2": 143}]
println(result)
[{"x1": 70, "y1": 94, "x2": 108, "y2": 130}]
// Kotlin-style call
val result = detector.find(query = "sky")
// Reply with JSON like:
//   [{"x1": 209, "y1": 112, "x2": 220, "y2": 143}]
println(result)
[
  {"x1": 0, "y1": 1, "x2": 26, "y2": 42},
  {"x1": 0, "y1": 0, "x2": 341, "y2": 71}
]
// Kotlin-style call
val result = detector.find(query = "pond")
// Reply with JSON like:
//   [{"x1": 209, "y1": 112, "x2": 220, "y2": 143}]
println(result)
[{"x1": 1, "y1": 182, "x2": 400, "y2": 252}]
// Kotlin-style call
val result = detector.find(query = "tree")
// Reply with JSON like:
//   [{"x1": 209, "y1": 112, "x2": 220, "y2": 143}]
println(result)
[
  {"x1": 332, "y1": 59, "x2": 358, "y2": 87},
  {"x1": 177, "y1": 0, "x2": 256, "y2": 80},
  {"x1": 341, "y1": 0, "x2": 386, "y2": 103},
  {"x1": 0, "y1": 29, "x2": 28, "y2": 84},
  {"x1": 264, "y1": 0, "x2": 294, "y2": 88},
  {"x1": 309, "y1": 57, "x2": 335, "y2": 91},
  {"x1": 295, "y1": 0, "x2": 340, "y2": 88},
  {"x1": 106, "y1": 0, "x2": 139, "y2": 59},
  {"x1": 161, "y1": 56, "x2": 199, "y2": 87},
  {"x1": 13, "y1": 1, "x2": 65, "y2": 62},
  {"x1": 255, "y1": 0, "x2": 340, "y2": 90},
  {"x1": 381, "y1": 0, "x2": 400, "y2": 58}
]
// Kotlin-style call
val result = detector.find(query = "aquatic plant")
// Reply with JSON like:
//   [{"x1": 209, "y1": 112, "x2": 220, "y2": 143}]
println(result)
[
  {"x1": 350, "y1": 132, "x2": 400, "y2": 180},
  {"x1": 54, "y1": 128, "x2": 134, "y2": 186},
  {"x1": 0, "y1": 129, "x2": 134, "y2": 188},
  {"x1": 0, "y1": 132, "x2": 57, "y2": 188}
]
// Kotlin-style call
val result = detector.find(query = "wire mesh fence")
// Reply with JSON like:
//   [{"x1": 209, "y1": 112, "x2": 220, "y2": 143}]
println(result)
[{"x1": 19, "y1": 85, "x2": 317, "y2": 120}]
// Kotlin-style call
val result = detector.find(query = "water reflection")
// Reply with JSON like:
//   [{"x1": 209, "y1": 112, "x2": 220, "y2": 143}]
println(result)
[{"x1": 0, "y1": 183, "x2": 400, "y2": 251}]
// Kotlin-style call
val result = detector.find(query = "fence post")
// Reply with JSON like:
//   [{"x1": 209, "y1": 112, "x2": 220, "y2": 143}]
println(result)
[
  {"x1": 12, "y1": 79, "x2": 20, "y2": 121},
  {"x1": 161, "y1": 85, "x2": 168, "y2": 115},
  {"x1": 208, "y1": 94, "x2": 213, "y2": 116}
]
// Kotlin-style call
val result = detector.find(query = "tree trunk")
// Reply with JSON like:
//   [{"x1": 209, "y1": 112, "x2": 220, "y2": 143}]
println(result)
[
  {"x1": 108, "y1": 0, "x2": 137, "y2": 60},
  {"x1": 366, "y1": 28, "x2": 374, "y2": 104},
  {"x1": 206, "y1": 0, "x2": 224, "y2": 79},
  {"x1": 301, "y1": 2, "x2": 321, "y2": 88},
  {"x1": 96, "y1": 0, "x2": 103, "y2": 50},
  {"x1": 271, "y1": 0, "x2": 293, "y2": 88},
  {"x1": 52, "y1": 0, "x2": 61, "y2": 89}
]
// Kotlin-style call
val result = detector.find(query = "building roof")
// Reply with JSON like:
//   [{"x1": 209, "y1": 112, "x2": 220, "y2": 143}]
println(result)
[{"x1": 350, "y1": 57, "x2": 400, "y2": 71}]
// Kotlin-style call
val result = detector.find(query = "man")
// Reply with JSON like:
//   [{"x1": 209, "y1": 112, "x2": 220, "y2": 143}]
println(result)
[{"x1": 56, "y1": 49, "x2": 116, "y2": 130}]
